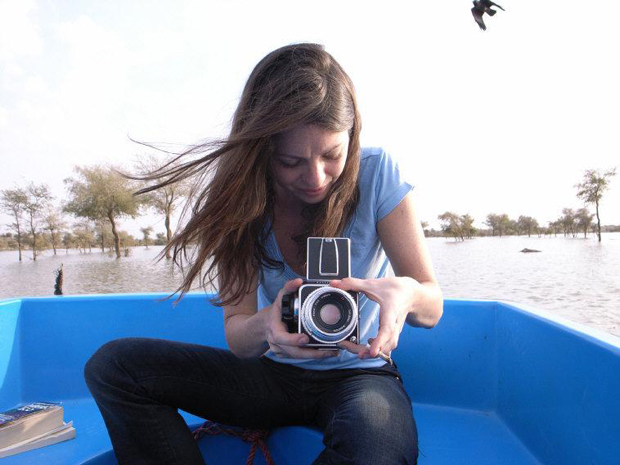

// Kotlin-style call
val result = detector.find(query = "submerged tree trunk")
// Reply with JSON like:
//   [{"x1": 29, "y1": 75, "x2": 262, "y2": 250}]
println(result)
[
  {"x1": 595, "y1": 200, "x2": 602, "y2": 242},
  {"x1": 108, "y1": 211, "x2": 121, "y2": 258},
  {"x1": 15, "y1": 218, "x2": 23, "y2": 262},
  {"x1": 29, "y1": 215, "x2": 37, "y2": 261}
]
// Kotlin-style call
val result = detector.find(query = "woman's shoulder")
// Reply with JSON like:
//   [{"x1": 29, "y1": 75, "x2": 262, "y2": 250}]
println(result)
[
  {"x1": 359, "y1": 146, "x2": 399, "y2": 182},
  {"x1": 360, "y1": 146, "x2": 386, "y2": 162}
]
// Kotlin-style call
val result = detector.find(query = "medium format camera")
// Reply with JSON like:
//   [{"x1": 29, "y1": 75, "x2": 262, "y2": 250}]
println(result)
[{"x1": 281, "y1": 237, "x2": 359, "y2": 349}]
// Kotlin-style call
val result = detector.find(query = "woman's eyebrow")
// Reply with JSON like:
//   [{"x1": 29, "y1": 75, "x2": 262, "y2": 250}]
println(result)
[{"x1": 275, "y1": 143, "x2": 343, "y2": 159}]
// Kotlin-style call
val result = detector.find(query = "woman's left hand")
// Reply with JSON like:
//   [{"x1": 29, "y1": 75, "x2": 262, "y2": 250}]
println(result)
[{"x1": 329, "y1": 276, "x2": 419, "y2": 360}]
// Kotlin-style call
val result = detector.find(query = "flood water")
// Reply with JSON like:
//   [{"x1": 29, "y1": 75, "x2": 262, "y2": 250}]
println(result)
[{"x1": 1, "y1": 233, "x2": 619, "y2": 338}]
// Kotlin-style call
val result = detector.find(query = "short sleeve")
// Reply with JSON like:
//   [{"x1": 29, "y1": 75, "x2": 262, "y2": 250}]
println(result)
[{"x1": 374, "y1": 150, "x2": 414, "y2": 221}]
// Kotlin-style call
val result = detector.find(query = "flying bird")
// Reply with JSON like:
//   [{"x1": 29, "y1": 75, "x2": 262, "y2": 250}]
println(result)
[{"x1": 472, "y1": 0, "x2": 505, "y2": 31}]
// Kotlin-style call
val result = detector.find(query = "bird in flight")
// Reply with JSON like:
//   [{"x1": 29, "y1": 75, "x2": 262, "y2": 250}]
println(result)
[{"x1": 472, "y1": 0, "x2": 505, "y2": 31}]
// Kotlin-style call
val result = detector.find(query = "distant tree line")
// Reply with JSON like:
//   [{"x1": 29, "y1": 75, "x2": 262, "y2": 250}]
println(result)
[
  {"x1": 1, "y1": 164, "x2": 616, "y2": 256},
  {"x1": 0, "y1": 154, "x2": 189, "y2": 260},
  {"x1": 427, "y1": 168, "x2": 617, "y2": 241}
]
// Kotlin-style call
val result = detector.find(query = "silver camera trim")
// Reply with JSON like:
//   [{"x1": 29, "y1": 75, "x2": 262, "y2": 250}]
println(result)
[{"x1": 299, "y1": 285, "x2": 359, "y2": 344}]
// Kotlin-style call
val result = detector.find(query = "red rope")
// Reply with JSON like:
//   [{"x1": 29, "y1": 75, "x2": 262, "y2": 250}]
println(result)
[{"x1": 193, "y1": 420, "x2": 275, "y2": 465}]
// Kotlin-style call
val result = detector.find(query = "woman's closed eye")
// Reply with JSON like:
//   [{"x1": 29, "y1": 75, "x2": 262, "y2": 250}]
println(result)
[{"x1": 276, "y1": 153, "x2": 342, "y2": 169}]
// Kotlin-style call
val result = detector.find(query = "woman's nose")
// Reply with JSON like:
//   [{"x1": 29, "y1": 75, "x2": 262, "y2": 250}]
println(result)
[{"x1": 304, "y1": 160, "x2": 326, "y2": 187}]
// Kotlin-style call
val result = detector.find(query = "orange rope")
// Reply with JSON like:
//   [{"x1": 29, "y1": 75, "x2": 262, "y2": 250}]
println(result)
[{"x1": 193, "y1": 420, "x2": 274, "y2": 465}]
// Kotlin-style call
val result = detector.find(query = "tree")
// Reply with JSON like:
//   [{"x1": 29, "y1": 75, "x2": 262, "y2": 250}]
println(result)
[
  {"x1": 154, "y1": 232, "x2": 167, "y2": 245},
  {"x1": 23, "y1": 183, "x2": 53, "y2": 260},
  {"x1": 484, "y1": 213, "x2": 499, "y2": 236},
  {"x1": 460, "y1": 214, "x2": 476, "y2": 239},
  {"x1": 560, "y1": 208, "x2": 577, "y2": 237},
  {"x1": 0, "y1": 188, "x2": 28, "y2": 261},
  {"x1": 43, "y1": 208, "x2": 67, "y2": 255},
  {"x1": 64, "y1": 165, "x2": 143, "y2": 258},
  {"x1": 576, "y1": 168, "x2": 616, "y2": 242},
  {"x1": 517, "y1": 216, "x2": 539, "y2": 237},
  {"x1": 575, "y1": 208, "x2": 594, "y2": 238},
  {"x1": 140, "y1": 226, "x2": 153, "y2": 248},
  {"x1": 134, "y1": 155, "x2": 189, "y2": 259},
  {"x1": 438, "y1": 212, "x2": 465, "y2": 241},
  {"x1": 73, "y1": 221, "x2": 95, "y2": 253},
  {"x1": 62, "y1": 232, "x2": 76, "y2": 253}
]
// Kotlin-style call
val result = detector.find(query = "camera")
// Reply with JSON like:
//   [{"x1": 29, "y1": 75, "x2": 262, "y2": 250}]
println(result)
[{"x1": 281, "y1": 237, "x2": 359, "y2": 349}]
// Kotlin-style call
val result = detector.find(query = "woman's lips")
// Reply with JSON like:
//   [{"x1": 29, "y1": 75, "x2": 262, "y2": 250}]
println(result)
[{"x1": 300, "y1": 186, "x2": 327, "y2": 196}]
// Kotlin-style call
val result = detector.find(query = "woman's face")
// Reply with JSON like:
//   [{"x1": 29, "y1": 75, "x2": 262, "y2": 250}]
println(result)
[{"x1": 271, "y1": 124, "x2": 349, "y2": 210}]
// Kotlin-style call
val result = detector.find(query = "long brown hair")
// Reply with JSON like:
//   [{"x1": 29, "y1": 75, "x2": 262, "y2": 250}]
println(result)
[{"x1": 137, "y1": 43, "x2": 362, "y2": 306}]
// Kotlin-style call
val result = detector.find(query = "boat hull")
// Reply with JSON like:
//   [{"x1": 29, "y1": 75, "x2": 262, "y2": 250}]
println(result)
[{"x1": 1, "y1": 294, "x2": 618, "y2": 464}]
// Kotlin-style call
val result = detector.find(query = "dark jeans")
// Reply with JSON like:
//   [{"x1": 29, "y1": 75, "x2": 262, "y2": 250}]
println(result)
[{"x1": 84, "y1": 337, "x2": 418, "y2": 464}]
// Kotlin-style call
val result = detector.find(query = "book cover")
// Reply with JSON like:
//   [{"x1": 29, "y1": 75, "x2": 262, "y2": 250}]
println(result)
[
  {"x1": 0, "y1": 421, "x2": 76, "y2": 458},
  {"x1": 0, "y1": 402, "x2": 64, "y2": 449}
]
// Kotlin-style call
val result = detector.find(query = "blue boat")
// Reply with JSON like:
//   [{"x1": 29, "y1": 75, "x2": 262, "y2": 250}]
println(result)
[{"x1": 1, "y1": 294, "x2": 618, "y2": 464}]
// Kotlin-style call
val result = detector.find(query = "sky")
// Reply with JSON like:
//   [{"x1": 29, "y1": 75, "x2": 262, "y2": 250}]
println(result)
[{"x1": 1, "y1": 0, "x2": 619, "y2": 237}]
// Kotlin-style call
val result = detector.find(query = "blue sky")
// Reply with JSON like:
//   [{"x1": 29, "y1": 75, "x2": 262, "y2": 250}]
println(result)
[{"x1": 1, "y1": 0, "x2": 619, "y2": 235}]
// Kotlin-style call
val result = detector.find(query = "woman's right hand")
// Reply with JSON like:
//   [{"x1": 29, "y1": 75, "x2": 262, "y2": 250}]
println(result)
[{"x1": 266, "y1": 278, "x2": 340, "y2": 359}]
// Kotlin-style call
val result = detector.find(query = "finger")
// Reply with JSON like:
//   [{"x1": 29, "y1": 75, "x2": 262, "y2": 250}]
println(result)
[
  {"x1": 369, "y1": 326, "x2": 394, "y2": 357},
  {"x1": 338, "y1": 341, "x2": 371, "y2": 359},
  {"x1": 271, "y1": 329, "x2": 309, "y2": 348},
  {"x1": 281, "y1": 278, "x2": 303, "y2": 295},
  {"x1": 329, "y1": 277, "x2": 370, "y2": 292}
]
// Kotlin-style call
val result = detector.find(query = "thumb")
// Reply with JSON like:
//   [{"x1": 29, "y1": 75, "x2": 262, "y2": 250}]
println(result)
[{"x1": 283, "y1": 278, "x2": 303, "y2": 293}]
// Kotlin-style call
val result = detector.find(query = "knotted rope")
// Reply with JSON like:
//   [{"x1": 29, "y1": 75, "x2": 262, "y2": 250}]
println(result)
[{"x1": 192, "y1": 420, "x2": 274, "y2": 465}]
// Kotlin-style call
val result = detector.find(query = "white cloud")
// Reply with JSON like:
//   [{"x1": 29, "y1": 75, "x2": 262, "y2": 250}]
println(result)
[{"x1": 0, "y1": 0, "x2": 43, "y2": 61}]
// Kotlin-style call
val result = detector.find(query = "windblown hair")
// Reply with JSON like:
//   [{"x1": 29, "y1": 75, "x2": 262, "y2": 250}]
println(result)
[{"x1": 136, "y1": 43, "x2": 362, "y2": 307}]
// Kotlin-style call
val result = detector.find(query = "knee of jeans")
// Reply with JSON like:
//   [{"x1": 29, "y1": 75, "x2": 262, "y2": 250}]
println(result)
[{"x1": 83, "y1": 338, "x2": 139, "y2": 391}]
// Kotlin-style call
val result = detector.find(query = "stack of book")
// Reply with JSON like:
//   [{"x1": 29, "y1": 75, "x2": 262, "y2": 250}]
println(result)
[{"x1": 0, "y1": 402, "x2": 75, "y2": 458}]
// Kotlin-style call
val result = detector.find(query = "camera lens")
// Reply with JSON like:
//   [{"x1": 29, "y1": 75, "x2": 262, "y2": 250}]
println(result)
[{"x1": 300, "y1": 287, "x2": 358, "y2": 343}]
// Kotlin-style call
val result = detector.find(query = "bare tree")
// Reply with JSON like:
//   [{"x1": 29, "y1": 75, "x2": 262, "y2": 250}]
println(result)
[
  {"x1": 43, "y1": 208, "x2": 67, "y2": 255},
  {"x1": 134, "y1": 155, "x2": 189, "y2": 259},
  {"x1": 23, "y1": 183, "x2": 53, "y2": 260},
  {"x1": 576, "y1": 168, "x2": 616, "y2": 242},
  {"x1": 0, "y1": 188, "x2": 28, "y2": 261}
]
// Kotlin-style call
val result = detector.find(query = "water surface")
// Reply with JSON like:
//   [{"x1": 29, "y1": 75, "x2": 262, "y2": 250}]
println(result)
[{"x1": 1, "y1": 234, "x2": 619, "y2": 337}]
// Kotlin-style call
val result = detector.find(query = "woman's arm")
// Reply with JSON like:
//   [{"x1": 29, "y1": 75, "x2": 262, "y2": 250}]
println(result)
[
  {"x1": 331, "y1": 191, "x2": 443, "y2": 358},
  {"x1": 376, "y1": 191, "x2": 443, "y2": 328},
  {"x1": 222, "y1": 275, "x2": 270, "y2": 358}
]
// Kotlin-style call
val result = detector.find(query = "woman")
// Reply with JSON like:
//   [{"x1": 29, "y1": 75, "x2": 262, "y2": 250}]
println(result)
[{"x1": 84, "y1": 43, "x2": 443, "y2": 465}]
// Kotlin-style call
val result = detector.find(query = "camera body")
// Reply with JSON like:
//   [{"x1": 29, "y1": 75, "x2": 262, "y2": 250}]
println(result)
[{"x1": 281, "y1": 237, "x2": 359, "y2": 349}]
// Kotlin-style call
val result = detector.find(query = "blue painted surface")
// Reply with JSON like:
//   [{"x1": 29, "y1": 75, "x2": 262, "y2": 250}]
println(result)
[{"x1": 0, "y1": 294, "x2": 618, "y2": 464}]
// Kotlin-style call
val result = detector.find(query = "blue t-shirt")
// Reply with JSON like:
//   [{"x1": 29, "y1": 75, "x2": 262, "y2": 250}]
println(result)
[{"x1": 259, "y1": 147, "x2": 414, "y2": 370}]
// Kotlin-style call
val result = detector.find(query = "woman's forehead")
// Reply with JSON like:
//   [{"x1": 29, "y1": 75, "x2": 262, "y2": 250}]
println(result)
[{"x1": 275, "y1": 125, "x2": 349, "y2": 156}]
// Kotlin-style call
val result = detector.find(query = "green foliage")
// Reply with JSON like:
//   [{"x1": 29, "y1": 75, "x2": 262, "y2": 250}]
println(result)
[
  {"x1": 64, "y1": 165, "x2": 144, "y2": 257},
  {"x1": 64, "y1": 165, "x2": 142, "y2": 221}
]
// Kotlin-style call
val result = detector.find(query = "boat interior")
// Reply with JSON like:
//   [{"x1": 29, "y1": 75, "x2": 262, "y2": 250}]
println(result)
[{"x1": 1, "y1": 294, "x2": 618, "y2": 464}]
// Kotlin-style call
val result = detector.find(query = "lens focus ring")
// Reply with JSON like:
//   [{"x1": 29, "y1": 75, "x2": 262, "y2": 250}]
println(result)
[{"x1": 301, "y1": 287, "x2": 358, "y2": 343}]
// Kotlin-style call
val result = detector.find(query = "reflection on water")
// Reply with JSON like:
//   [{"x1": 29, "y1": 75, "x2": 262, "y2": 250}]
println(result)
[
  {"x1": 1, "y1": 234, "x2": 619, "y2": 337},
  {"x1": 0, "y1": 246, "x2": 204, "y2": 298}
]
